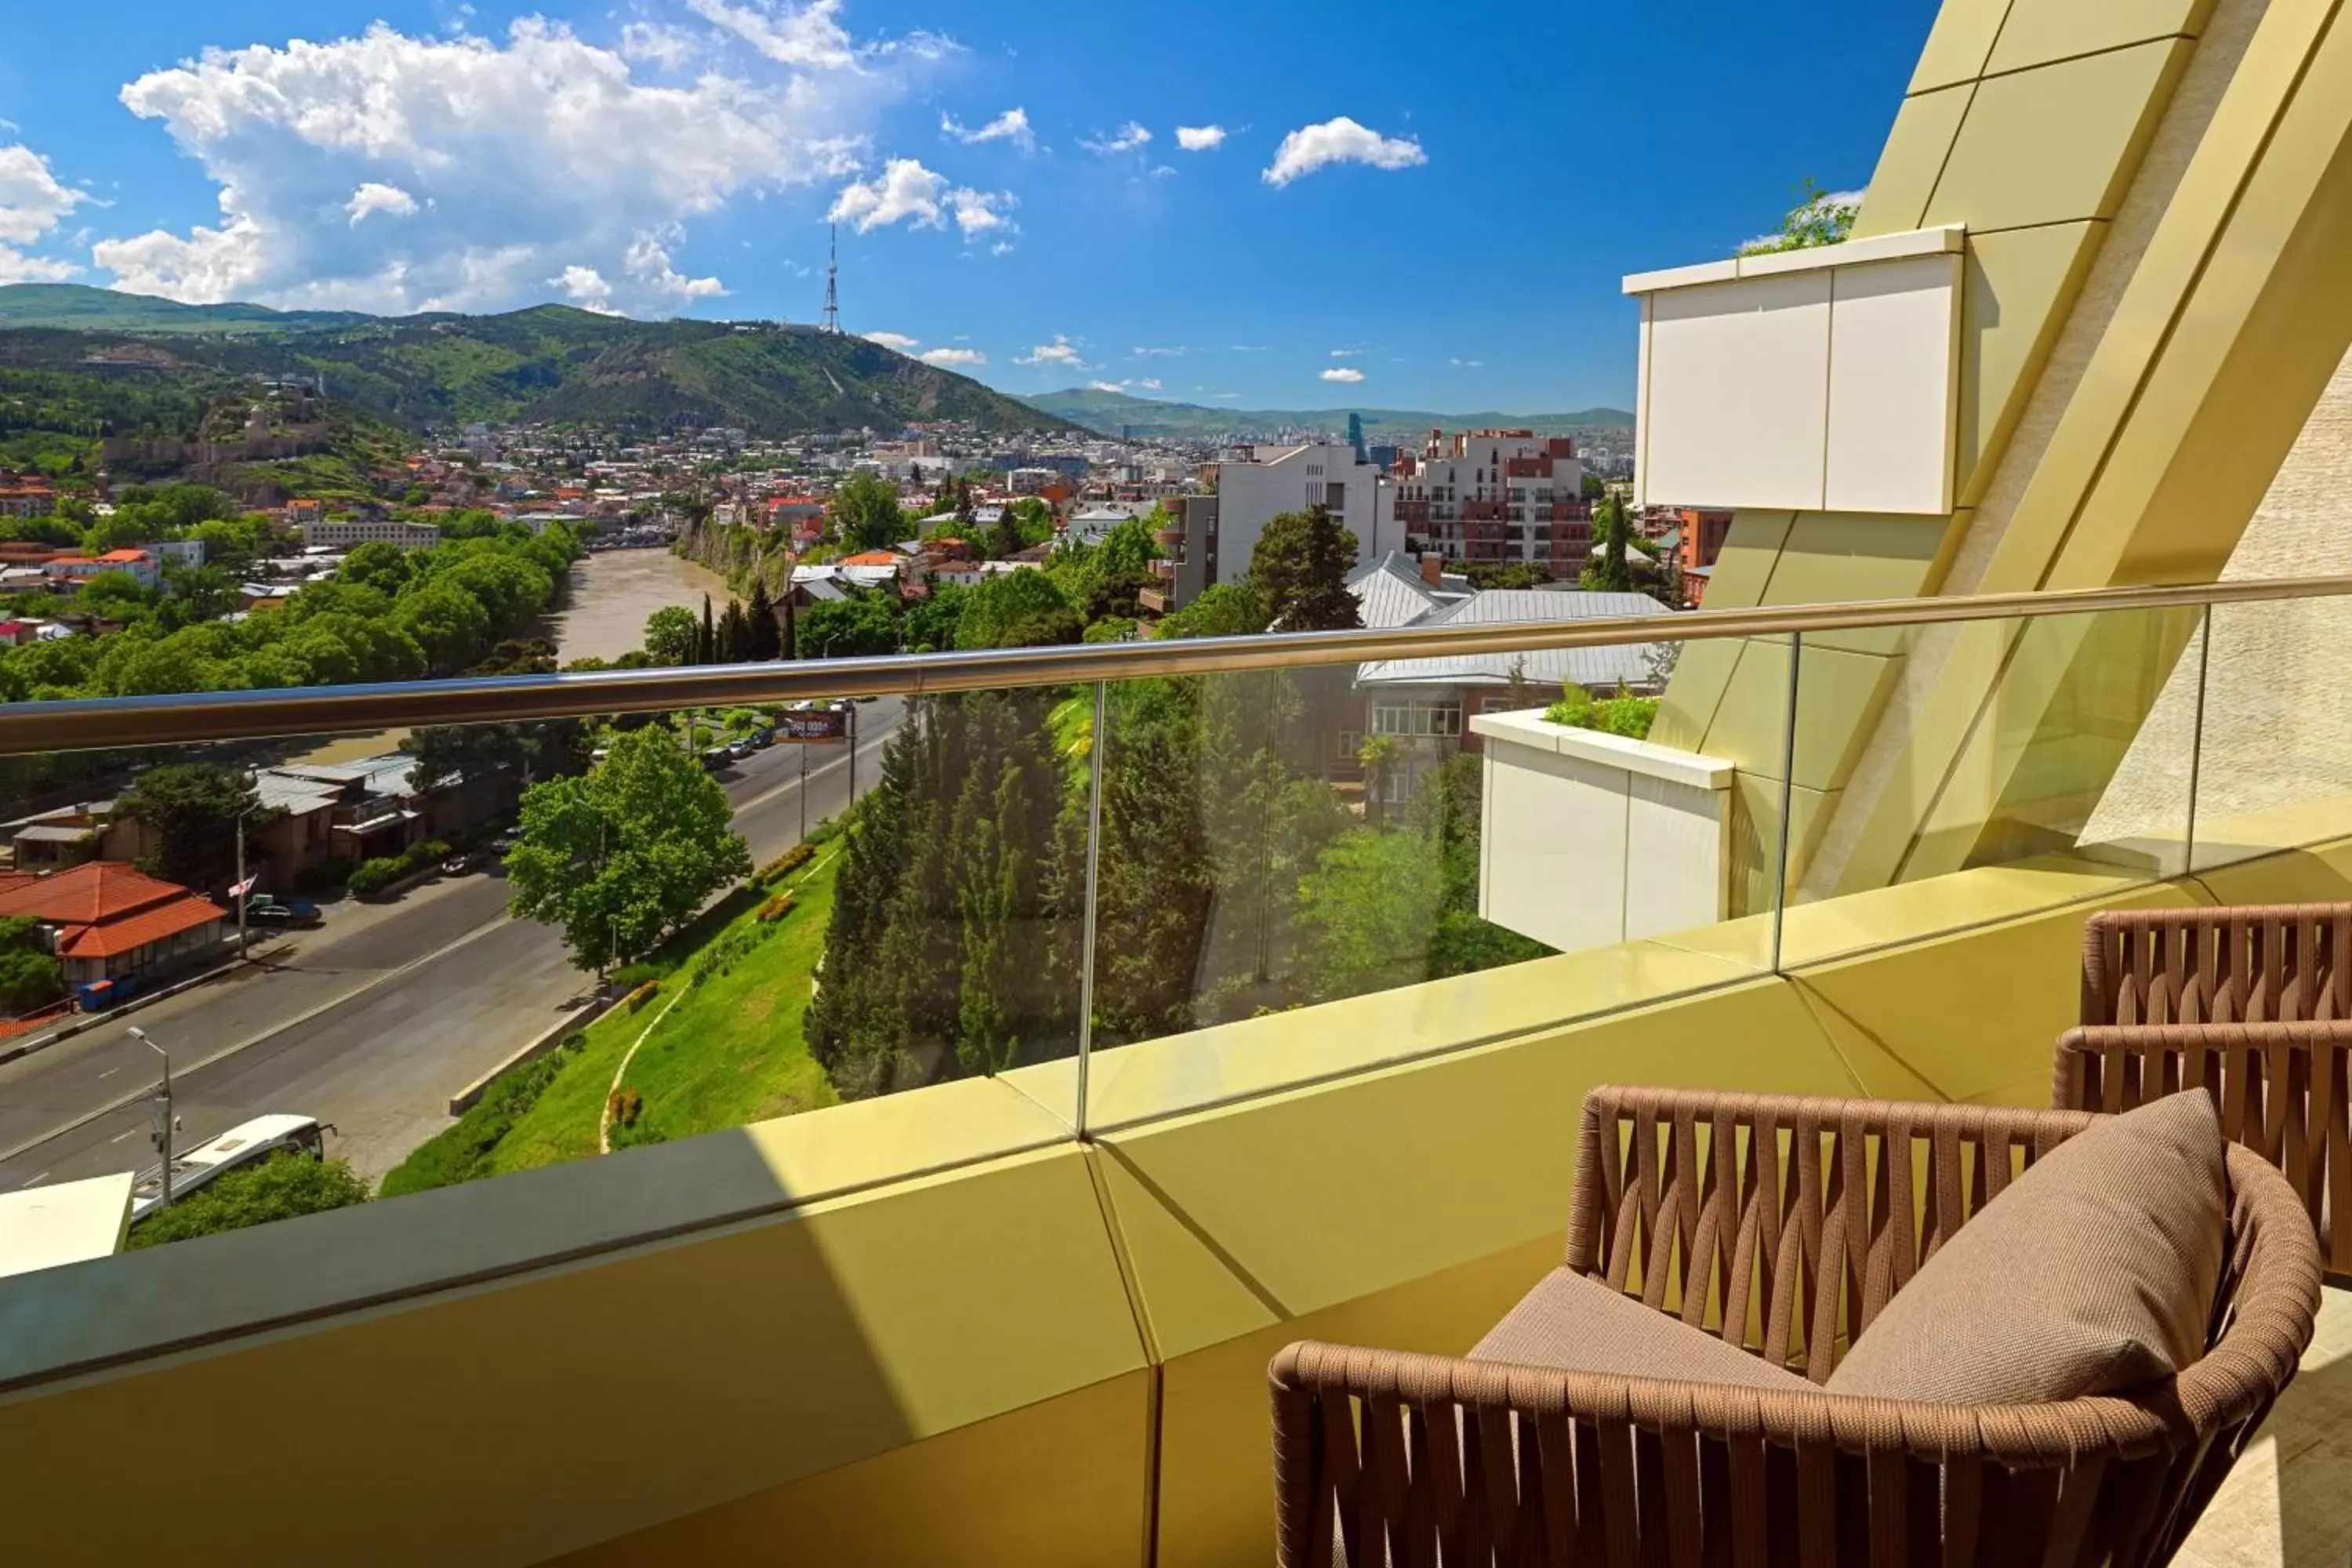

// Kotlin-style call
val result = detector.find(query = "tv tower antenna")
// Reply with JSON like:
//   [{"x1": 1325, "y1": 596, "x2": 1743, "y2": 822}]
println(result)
[{"x1": 821, "y1": 223, "x2": 840, "y2": 335}]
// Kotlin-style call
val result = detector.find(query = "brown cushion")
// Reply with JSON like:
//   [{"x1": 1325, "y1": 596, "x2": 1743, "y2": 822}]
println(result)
[
  {"x1": 1826, "y1": 1089, "x2": 2227, "y2": 1405},
  {"x1": 1472, "y1": 1266, "x2": 1812, "y2": 1391}
]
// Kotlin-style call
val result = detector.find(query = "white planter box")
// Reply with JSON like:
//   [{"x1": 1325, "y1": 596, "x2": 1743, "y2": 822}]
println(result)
[
  {"x1": 1627, "y1": 226, "x2": 1965, "y2": 516},
  {"x1": 1475, "y1": 712, "x2": 1734, "y2": 955}
]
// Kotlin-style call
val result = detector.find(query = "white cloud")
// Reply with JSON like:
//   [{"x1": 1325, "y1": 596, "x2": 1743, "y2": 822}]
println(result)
[
  {"x1": 624, "y1": 229, "x2": 726, "y2": 297},
  {"x1": 1229, "y1": 343, "x2": 1267, "y2": 352},
  {"x1": 553, "y1": 263, "x2": 617, "y2": 313},
  {"x1": 1086, "y1": 376, "x2": 1164, "y2": 394},
  {"x1": 829, "y1": 158, "x2": 1014, "y2": 241},
  {"x1": 1319, "y1": 366, "x2": 1365, "y2": 384},
  {"x1": 1080, "y1": 122, "x2": 1152, "y2": 155},
  {"x1": 619, "y1": 21, "x2": 700, "y2": 69},
  {"x1": 1174, "y1": 125, "x2": 1225, "y2": 152},
  {"x1": 917, "y1": 346, "x2": 985, "y2": 366},
  {"x1": 830, "y1": 158, "x2": 945, "y2": 229},
  {"x1": 941, "y1": 107, "x2": 1033, "y2": 153},
  {"x1": 91, "y1": 16, "x2": 920, "y2": 313},
  {"x1": 345, "y1": 181, "x2": 418, "y2": 225},
  {"x1": 1262, "y1": 116, "x2": 1425, "y2": 187},
  {"x1": 1210, "y1": 391, "x2": 1241, "y2": 400},
  {"x1": 988, "y1": 240, "x2": 1015, "y2": 256},
  {"x1": 1449, "y1": 357, "x2": 1484, "y2": 368},
  {"x1": 682, "y1": 0, "x2": 855, "y2": 67},
  {"x1": 1134, "y1": 377, "x2": 1163, "y2": 391},
  {"x1": 949, "y1": 187, "x2": 1014, "y2": 238},
  {"x1": 1087, "y1": 380, "x2": 1127, "y2": 394},
  {"x1": 0, "y1": 143, "x2": 87, "y2": 282},
  {"x1": 1329, "y1": 347, "x2": 1360, "y2": 358},
  {"x1": 1131, "y1": 345, "x2": 1192, "y2": 358},
  {"x1": 1015, "y1": 333, "x2": 1088, "y2": 370},
  {"x1": 863, "y1": 330, "x2": 920, "y2": 349}
]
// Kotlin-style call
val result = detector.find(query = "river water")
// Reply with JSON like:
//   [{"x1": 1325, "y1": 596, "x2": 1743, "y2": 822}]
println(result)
[{"x1": 296, "y1": 547, "x2": 729, "y2": 764}]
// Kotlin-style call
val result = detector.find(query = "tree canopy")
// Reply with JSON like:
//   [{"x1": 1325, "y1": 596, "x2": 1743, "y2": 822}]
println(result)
[
  {"x1": 1248, "y1": 506, "x2": 1362, "y2": 631},
  {"x1": 506, "y1": 724, "x2": 753, "y2": 974},
  {"x1": 116, "y1": 763, "x2": 275, "y2": 891}
]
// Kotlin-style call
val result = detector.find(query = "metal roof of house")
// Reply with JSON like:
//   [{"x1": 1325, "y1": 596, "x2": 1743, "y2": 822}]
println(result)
[
  {"x1": 1355, "y1": 589, "x2": 1675, "y2": 691},
  {"x1": 1345, "y1": 554, "x2": 1471, "y2": 631}
]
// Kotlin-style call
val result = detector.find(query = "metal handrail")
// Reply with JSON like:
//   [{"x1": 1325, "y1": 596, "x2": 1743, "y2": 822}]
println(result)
[{"x1": 2, "y1": 574, "x2": 2346, "y2": 754}]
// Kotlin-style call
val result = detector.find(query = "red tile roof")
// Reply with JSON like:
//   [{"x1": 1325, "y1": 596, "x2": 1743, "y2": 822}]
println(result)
[
  {"x1": 96, "y1": 550, "x2": 152, "y2": 564},
  {"x1": 839, "y1": 551, "x2": 902, "y2": 567},
  {"x1": 56, "y1": 895, "x2": 225, "y2": 959},
  {"x1": 0, "y1": 862, "x2": 190, "y2": 924}
]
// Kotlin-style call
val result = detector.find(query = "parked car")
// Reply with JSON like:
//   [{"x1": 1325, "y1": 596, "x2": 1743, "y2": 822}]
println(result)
[
  {"x1": 750, "y1": 727, "x2": 775, "y2": 750},
  {"x1": 727, "y1": 738, "x2": 754, "y2": 760},
  {"x1": 488, "y1": 836, "x2": 517, "y2": 855},
  {"x1": 441, "y1": 851, "x2": 484, "y2": 875},
  {"x1": 244, "y1": 898, "x2": 322, "y2": 929}
]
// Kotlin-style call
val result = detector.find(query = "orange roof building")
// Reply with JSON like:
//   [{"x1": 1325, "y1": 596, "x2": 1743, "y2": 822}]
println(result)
[{"x1": 0, "y1": 862, "x2": 227, "y2": 989}]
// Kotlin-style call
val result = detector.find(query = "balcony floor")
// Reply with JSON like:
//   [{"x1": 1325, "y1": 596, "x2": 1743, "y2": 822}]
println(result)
[{"x1": 2180, "y1": 1283, "x2": 2352, "y2": 1566}]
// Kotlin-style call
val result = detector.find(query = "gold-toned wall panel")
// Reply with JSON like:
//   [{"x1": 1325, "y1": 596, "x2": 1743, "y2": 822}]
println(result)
[
  {"x1": 1924, "y1": 39, "x2": 2195, "y2": 231},
  {"x1": 1958, "y1": 222, "x2": 2109, "y2": 505},
  {"x1": 1909, "y1": 0, "x2": 2016, "y2": 93},
  {"x1": 1853, "y1": 84, "x2": 1976, "y2": 238},
  {"x1": 1984, "y1": 0, "x2": 2216, "y2": 77}
]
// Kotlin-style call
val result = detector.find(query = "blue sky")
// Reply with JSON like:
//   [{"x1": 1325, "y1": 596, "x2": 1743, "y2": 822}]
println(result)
[{"x1": 0, "y1": 1, "x2": 1935, "y2": 411}]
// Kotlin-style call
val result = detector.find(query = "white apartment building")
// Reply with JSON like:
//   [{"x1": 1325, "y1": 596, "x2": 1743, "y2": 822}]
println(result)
[
  {"x1": 303, "y1": 518, "x2": 442, "y2": 550},
  {"x1": 1393, "y1": 430, "x2": 1592, "y2": 575},
  {"x1": 1175, "y1": 442, "x2": 1392, "y2": 597}
]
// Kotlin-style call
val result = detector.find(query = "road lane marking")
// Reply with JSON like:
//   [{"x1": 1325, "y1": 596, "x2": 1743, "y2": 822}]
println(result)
[
  {"x1": 95, "y1": 1066, "x2": 119, "y2": 1080},
  {"x1": 108, "y1": 1130, "x2": 136, "y2": 1144},
  {"x1": 16, "y1": 1171, "x2": 47, "y2": 1188}
]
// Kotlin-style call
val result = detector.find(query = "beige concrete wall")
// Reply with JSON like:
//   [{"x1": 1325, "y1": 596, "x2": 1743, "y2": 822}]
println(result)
[{"x1": 2086, "y1": 348, "x2": 2352, "y2": 844}]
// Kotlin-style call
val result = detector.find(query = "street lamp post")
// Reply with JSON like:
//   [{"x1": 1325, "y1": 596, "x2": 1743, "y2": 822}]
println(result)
[
  {"x1": 233, "y1": 800, "x2": 259, "y2": 957},
  {"x1": 127, "y1": 1026, "x2": 175, "y2": 1210}
]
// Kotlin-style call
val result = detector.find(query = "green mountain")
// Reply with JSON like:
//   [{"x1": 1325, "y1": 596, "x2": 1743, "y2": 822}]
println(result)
[
  {"x1": 0, "y1": 287, "x2": 1077, "y2": 439},
  {"x1": 0, "y1": 283, "x2": 375, "y2": 335},
  {"x1": 1019, "y1": 387, "x2": 1634, "y2": 442}
]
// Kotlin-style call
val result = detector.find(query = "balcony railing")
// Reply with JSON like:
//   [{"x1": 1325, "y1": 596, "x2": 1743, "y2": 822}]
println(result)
[{"x1": 2, "y1": 573, "x2": 2350, "y2": 1323}]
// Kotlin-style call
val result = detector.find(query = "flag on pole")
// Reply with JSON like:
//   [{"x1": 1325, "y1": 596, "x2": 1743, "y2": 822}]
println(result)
[{"x1": 229, "y1": 874, "x2": 258, "y2": 899}]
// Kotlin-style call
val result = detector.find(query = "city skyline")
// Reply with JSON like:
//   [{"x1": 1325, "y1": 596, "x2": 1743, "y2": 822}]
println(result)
[{"x1": 0, "y1": 0, "x2": 1935, "y2": 408}]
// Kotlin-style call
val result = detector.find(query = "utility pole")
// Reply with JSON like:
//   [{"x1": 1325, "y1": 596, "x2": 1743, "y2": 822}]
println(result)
[
  {"x1": 233, "y1": 802, "x2": 255, "y2": 956},
  {"x1": 129, "y1": 1027, "x2": 175, "y2": 1210}
]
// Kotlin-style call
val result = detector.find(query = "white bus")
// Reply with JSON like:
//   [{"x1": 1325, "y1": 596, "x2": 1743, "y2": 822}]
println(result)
[{"x1": 128, "y1": 1114, "x2": 332, "y2": 1225}]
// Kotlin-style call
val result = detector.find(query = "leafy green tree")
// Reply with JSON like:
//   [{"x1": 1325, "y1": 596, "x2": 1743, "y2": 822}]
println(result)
[
  {"x1": 0, "y1": 917, "x2": 63, "y2": 1014},
  {"x1": 506, "y1": 724, "x2": 753, "y2": 975},
  {"x1": 1738, "y1": 177, "x2": 1859, "y2": 255},
  {"x1": 73, "y1": 570, "x2": 158, "y2": 625},
  {"x1": 1160, "y1": 583, "x2": 1271, "y2": 639},
  {"x1": 126, "y1": 1155, "x2": 370, "y2": 1250},
  {"x1": 116, "y1": 763, "x2": 276, "y2": 891},
  {"x1": 1581, "y1": 472, "x2": 1607, "y2": 502},
  {"x1": 643, "y1": 604, "x2": 698, "y2": 666},
  {"x1": 986, "y1": 499, "x2": 1023, "y2": 561},
  {"x1": 831, "y1": 471, "x2": 911, "y2": 553},
  {"x1": 1248, "y1": 505, "x2": 1362, "y2": 630},
  {"x1": 407, "y1": 720, "x2": 586, "y2": 793},
  {"x1": 800, "y1": 593, "x2": 899, "y2": 656},
  {"x1": 339, "y1": 539, "x2": 416, "y2": 595},
  {"x1": 396, "y1": 583, "x2": 494, "y2": 673},
  {"x1": 157, "y1": 562, "x2": 238, "y2": 629},
  {"x1": 954, "y1": 570, "x2": 1080, "y2": 650}
]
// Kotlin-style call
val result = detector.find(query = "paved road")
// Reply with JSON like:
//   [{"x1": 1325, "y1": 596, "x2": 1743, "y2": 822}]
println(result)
[{"x1": 0, "y1": 699, "x2": 902, "y2": 1189}]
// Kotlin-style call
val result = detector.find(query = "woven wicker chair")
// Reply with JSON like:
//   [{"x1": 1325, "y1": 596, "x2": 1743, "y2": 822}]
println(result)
[
  {"x1": 2056, "y1": 1020, "x2": 2352, "y2": 1277},
  {"x1": 1269, "y1": 1085, "x2": 2320, "y2": 1568},
  {"x1": 2081, "y1": 904, "x2": 2352, "y2": 1025},
  {"x1": 2072, "y1": 904, "x2": 2352, "y2": 1276}
]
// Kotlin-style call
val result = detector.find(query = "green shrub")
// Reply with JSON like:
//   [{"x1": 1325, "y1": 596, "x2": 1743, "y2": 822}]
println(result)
[
  {"x1": 756, "y1": 843, "x2": 815, "y2": 884},
  {"x1": 1542, "y1": 689, "x2": 1659, "y2": 741},
  {"x1": 129, "y1": 1153, "x2": 371, "y2": 1247},
  {"x1": 378, "y1": 1034, "x2": 586, "y2": 1197},
  {"x1": 757, "y1": 893, "x2": 797, "y2": 923},
  {"x1": 605, "y1": 1086, "x2": 643, "y2": 1130},
  {"x1": 346, "y1": 857, "x2": 408, "y2": 898},
  {"x1": 417, "y1": 839, "x2": 452, "y2": 865},
  {"x1": 610, "y1": 962, "x2": 661, "y2": 993},
  {"x1": 623, "y1": 980, "x2": 660, "y2": 1013}
]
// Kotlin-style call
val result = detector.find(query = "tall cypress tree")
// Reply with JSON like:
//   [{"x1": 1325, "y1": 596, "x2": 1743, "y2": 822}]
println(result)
[
  {"x1": 745, "y1": 575, "x2": 782, "y2": 661},
  {"x1": 699, "y1": 593, "x2": 717, "y2": 665}
]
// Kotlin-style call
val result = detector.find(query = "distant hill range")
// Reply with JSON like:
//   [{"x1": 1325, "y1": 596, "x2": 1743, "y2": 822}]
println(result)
[
  {"x1": 1019, "y1": 386, "x2": 1634, "y2": 443},
  {"x1": 0, "y1": 284, "x2": 1076, "y2": 439}
]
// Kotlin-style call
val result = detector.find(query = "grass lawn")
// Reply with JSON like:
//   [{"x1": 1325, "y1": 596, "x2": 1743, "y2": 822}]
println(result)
[
  {"x1": 483, "y1": 852, "x2": 842, "y2": 1174},
  {"x1": 608, "y1": 851, "x2": 842, "y2": 1146}
]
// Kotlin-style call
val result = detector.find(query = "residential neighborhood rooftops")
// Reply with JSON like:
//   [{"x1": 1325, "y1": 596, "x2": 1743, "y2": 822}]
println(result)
[
  {"x1": 1355, "y1": 588, "x2": 1675, "y2": 692},
  {"x1": 1346, "y1": 553, "x2": 1472, "y2": 631}
]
